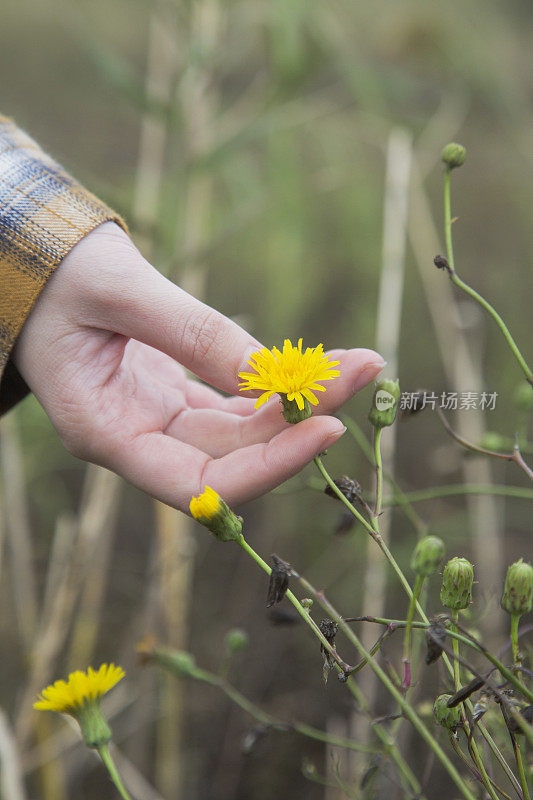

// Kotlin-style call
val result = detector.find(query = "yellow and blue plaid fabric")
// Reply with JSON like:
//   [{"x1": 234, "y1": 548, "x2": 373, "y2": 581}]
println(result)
[{"x1": 0, "y1": 115, "x2": 126, "y2": 413}]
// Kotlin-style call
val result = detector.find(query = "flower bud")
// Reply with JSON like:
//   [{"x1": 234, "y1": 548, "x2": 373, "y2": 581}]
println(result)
[
  {"x1": 513, "y1": 383, "x2": 533, "y2": 413},
  {"x1": 433, "y1": 694, "x2": 462, "y2": 730},
  {"x1": 301, "y1": 597, "x2": 313, "y2": 611},
  {"x1": 189, "y1": 486, "x2": 243, "y2": 543},
  {"x1": 225, "y1": 628, "x2": 249, "y2": 655},
  {"x1": 411, "y1": 536, "x2": 445, "y2": 577},
  {"x1": 440, "y1": 557, "x2": 474, "y2": 611},
  {"x1": 501, "y1": 559, "x2": 533, "y2": 617},
  {"x1": 441, "y1": 142, "x2": 466, "y2": 169},
  {"x1": 368, "y1": 379, "x2": 400, "y2": 429},
  {"x1": 152, "y1": 648, "x2": 197, "y2": 678}
]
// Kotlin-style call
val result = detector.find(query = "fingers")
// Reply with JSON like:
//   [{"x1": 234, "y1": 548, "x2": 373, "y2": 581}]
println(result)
[
  {"x1": 105, "y1": 416, "x2": 346, "y2": 511},
  {"x1": 85, "y1": 229, "x2": 262, "y2": 396}
]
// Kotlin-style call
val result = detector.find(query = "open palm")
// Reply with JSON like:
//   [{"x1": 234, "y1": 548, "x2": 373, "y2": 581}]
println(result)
[{"x1": 13, "y1": 223, "x2": 384, "y2": 511}]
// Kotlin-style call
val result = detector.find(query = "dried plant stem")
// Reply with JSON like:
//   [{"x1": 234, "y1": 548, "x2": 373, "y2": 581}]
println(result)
[
  {"x1": 443, "y1": 166, "x2": 533, "y2": 385},
  {"x1": 97, "y1": 744, "x2": 134, "y2": 800}
]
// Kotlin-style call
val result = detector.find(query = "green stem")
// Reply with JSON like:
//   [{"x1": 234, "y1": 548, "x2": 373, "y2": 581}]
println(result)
[
  {"x1": 298, "y1": 575, "x2": 478, "y2": 800},
  {"x1": 236, "y1": 534, "x2": 424, "y2": 797},
  {"x1": 402, "y1": 574, "x2": 424, "y2": 688},
  {"x1": 373, "y1": 427, "x2": 383, "y2": 518},
  {"x1": 313, "y1": 457, "x2": 521, "y2": 780},
  {"x1": 450, "y1": 613, "x2": 501, "y2": 800},
  {"x1": 513, "y1": 739, "x2": 531, "y2": 800},
  {"x1": 451, "y1": 611, "x2": 461, "y2": 693},
  {"x1": 443, "y1": 165, "x2": 533, "y2": 385},
  {"x1": 383, "y1": 484, "x2": 533, "y2": 506},
  {"x1": 343, "y1": 415, "x2": 428, "y2": 535},
  {"x1": 511, "y1": 614, "x2": 521, "y2": 666},
  {"x1": 97, "y1": 745, "x2": 133, "y2": 800},
  {"x1": 188, "y1": 666, "x2": 380, "y2": 755}
]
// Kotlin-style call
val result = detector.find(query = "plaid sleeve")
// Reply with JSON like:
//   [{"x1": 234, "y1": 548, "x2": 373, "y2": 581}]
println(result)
[{"x1": 0, "y1": 114, "x2": 127, "y2": 414}]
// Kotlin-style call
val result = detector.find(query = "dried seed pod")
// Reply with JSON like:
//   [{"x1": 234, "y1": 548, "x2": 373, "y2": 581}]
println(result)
[
  {"x1": 446, "y1": 673, "x2": 494, "y2": 708},
  {"x1": 425, "y1": 619, "x2": 447, "y2": 665},
  {"x1": 324, "y1": 476, "x2": 362, "y2": 505},
  {"x1": 266, "y1": 554, "x2": 292, "y2": 608},
  {"x1": 433, "y1": 254, "x2": 451, "y2": 271},
  {"x1": 319, "y1": 618, "x2": 338, "y2": 684}
]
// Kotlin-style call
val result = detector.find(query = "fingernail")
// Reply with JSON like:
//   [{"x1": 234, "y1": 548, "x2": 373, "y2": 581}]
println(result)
[
  {"x1": 322, "y1": 425, "x2": 347, "y2": 449},
  {"x1": 353, "y1": 360, "x2": 387, "y2": 393}
]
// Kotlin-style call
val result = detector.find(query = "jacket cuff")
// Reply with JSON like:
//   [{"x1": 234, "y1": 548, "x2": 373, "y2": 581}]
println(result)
[{"x1": 0, "y1": 115, "x2": 127, "y2": 414}]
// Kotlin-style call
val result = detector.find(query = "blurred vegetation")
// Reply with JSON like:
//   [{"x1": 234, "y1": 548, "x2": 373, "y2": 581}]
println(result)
[{"x1": 1, "y1": 0, "x2": 533, "y2": 798}]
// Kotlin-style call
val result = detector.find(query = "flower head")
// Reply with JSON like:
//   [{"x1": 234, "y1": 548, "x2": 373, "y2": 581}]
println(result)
[
  {"x1": 34, "y1": 664, "x2": 124, "y2": 748},
  {"x1": 189, "y1": 485, "x2": 222, "y2": 521},
  {"x1": 189, "y1": 486, "x2": 243, "y2": 542},
  {"x1": 238, "y1": 339, "x2": 340, "y2": 422},
  {"x1": 34, "y1": 664, "x2": 124, "y2": 714}
]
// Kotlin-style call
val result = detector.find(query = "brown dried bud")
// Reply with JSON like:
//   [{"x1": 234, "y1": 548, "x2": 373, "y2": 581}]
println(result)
[
  {"x1": 425, "y1": 619, "x2": 447, "y2": 665},
  {"x1": 446, "y1": 672, "x2": 494, "y2": 708},
  {"x1": 266, "y1": 554, "x2": 293, "y2": 607},
  {"x1": 433, "y1": 254, "x2": 452, "y2": 274},
  {"x1": 319, "y1": 618, "x2": 338, "y2": 684},
  {"x1": 324, "y1": 476, "x2": 362, "y2": 505}
]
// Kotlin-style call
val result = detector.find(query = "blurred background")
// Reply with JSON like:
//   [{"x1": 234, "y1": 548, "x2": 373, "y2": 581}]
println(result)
[{"x1": 1, "y1": 0, "x2": 532, "y2": 798}]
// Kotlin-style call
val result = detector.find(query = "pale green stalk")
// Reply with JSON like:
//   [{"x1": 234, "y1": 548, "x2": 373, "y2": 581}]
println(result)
[
  {"x1": 97, "y1": 745, "x2": 133, "y2": 800},
  {"x1": 373, "y1": 427, "x2": 383, "y2": 518},
  {"x1": 443, "y1": 166, "x2": 533, "y2": 385},
  {"x1": 402, "y1": 574, "x2": 424, "y2": 687},
  {"x1": 510, "y1": 614, "x2": 520, "y2": 666}
]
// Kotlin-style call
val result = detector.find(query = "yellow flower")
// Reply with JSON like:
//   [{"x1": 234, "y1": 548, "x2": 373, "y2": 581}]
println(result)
[
  {"x1": 189, "y1": 485, "x2": 221, "y2": 521},
  {"x1": 238, "y1": 338, "x2": 340, "y2": 411},
  {"x1": 34, "y1": 664, "x2": 125, "y2": 749},
  {"x1": 189, "y1": 486, "x2": 243, "y2": 542},
  {"x1": 34, "y1": 664, "x2": 124, "y2": 714}
]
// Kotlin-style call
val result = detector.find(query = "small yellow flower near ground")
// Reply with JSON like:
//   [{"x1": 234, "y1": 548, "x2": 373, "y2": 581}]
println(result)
[
  {"x1": 238, "y1": 339, "x2": 340, "y2": 423},
  {"x1": 35, "y1": 664, "x2": 125, "y2": 749},
  {"x1": 189, "y1": 486, "x2": 243, "y2": 542},
  {"x1": 34, "y1": 664, "x2": 125, "y2": 713}
]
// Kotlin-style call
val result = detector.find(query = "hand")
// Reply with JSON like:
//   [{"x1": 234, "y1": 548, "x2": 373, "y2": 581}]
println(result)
[{"x1": 13, "y1": 223, "x2": 385, "y2": 511}]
